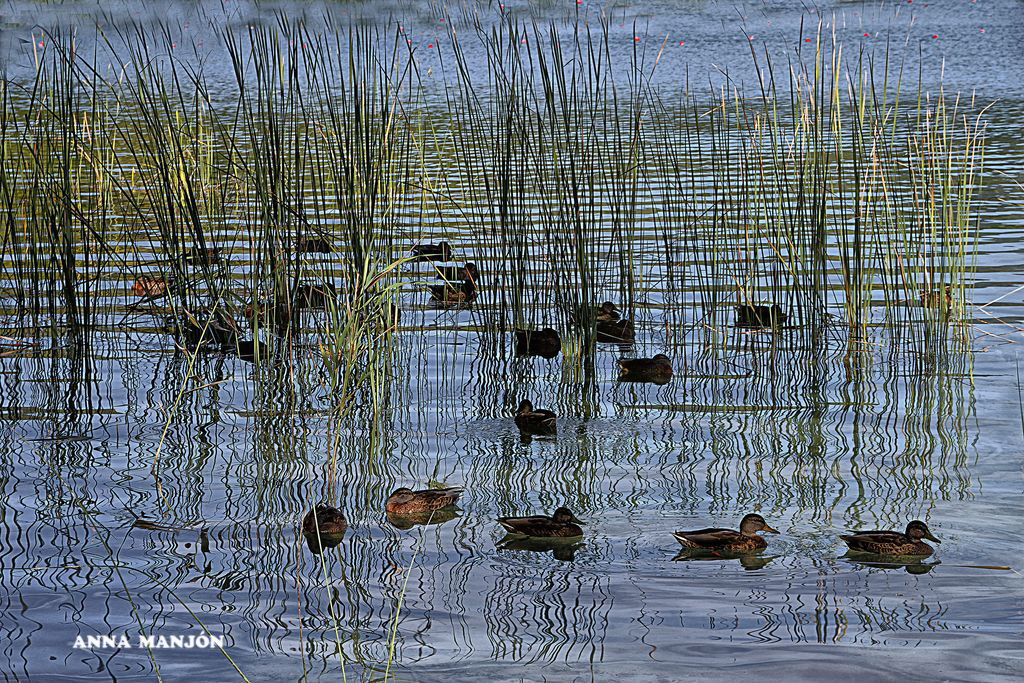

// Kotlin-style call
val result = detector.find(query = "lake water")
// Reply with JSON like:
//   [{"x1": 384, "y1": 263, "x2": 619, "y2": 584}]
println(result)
[{"x1": 0, "y1": 1, "x2": 1022, "y2": 681}]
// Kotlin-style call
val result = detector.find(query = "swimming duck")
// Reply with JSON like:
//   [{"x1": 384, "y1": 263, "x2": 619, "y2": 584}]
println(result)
[
  {"x1": 165, "y1": 308, "x2": 240, "y2": 348},
  {"x1": 301, "y1": 503, "x2": 348, "y2": 536},
  {"x1": 297, "y1": 236, "x2": 333, "y2": 254},
  {"x1": 294, "y1": 282, "x2": 338, "y2": 309},
  {"x1": 497, "y1": 507, "x2": 584, "y2": 538},
  {"x1": 617, "y1": 354, "x2": 673, "y2": 384},
  {"x1": 596, "y1": 301, "x2": 621, "y2": 323},
  {"x1": 385, "y1": 486, "x2": 463, "y2": 516},
  {"x1": 673, "y1": 513, "x2": 780, "y2": 553},
  {"x1": 185, "y1": 246, "x2": 221, "y2": 265},
  {"x1": 735, "y1": 304, "x2": 786, "y2": 329},
  {"x1": 411, "y1": 241, "x2": 453, "y2": 262},
  {"x1": 514, "y1": 399, "x2": 556, "y2": 434},
  {"x1": 514, "y1": 328, "x2": 562, "y2": 358},
  {"x1": 435, "y1": 262, "x2": 479, "y2": 282},
  {"x1": 429, "y1": 278, "x2": 477, "y2": 304},
  {"x1": 233, "y1": 339, "x2": 269, "y2": 363},
  {"x1": 245, "y1": 299, "x2": 294, "y2": 335},
  {"x1": 131, "y1": 275, "x2": 175, "y2": 298},
  {"x1": 839, "y1": 520, "x2": 941, "y2": 556},
  {"x1": 597, "y1": 318, "x2": 635, "y2": 343}
]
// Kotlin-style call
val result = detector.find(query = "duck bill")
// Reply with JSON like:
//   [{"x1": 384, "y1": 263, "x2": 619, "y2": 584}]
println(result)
[
  {"x1": 569, "y1": 516, "x2": 586, "y2": 525},
  {"x1": 761, "y1": 525, "x2": 781, "y2": 534},
  {"x1": 924, "y1": 532, "x2": 941, "y2": 543}
]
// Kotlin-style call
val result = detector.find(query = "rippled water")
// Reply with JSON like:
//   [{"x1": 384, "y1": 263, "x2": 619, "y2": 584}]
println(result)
[{"x1": 1, "y1": 1, "x2": 1022, "y2": 681}]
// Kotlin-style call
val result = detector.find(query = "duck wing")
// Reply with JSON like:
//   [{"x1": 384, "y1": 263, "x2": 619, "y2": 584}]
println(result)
[
  {"x1": 498, "y1": 515, "x2": 555, "y2": 535},
  {"x1": 673, "y1": 527, "x2": 741, "y2": 549},
  {"x1": 420, "y1": 487, "x2": 463, "y2": 505},
  {"x1": 840, "y1": 530, "x2": 908, "y2": 548}
]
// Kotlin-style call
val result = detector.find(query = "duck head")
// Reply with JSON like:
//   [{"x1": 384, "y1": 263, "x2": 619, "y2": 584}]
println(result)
[
  {"x1": 552, "y1": 507, "x2": 585, "y2": 525},
  {"x1": 906, "y1": 520, "x2": 940, "y2": 543},
  {"x1": 517, "y1": 399, "x2": 534, "y2": 415},
  {"x1": 739, "y1": 513, "x2": 779, "y2": 536},
  {"x1": 390, "y1": 487, "x2": 413, "y2": 497}
]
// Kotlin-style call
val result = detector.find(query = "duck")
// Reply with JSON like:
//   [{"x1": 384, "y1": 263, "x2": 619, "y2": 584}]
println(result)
[
  {"x1": 839, "y1": 520, "x2": 941, "y2": 556},
  {"x1": 296, "y1": 236, "x2": 333, "y2": 254},
  {"x1": 514, "y1": 327, "x2": 561, "y2": 358},
  {"x1": 673, "y1": 513, "x2": 780, "y2": 553},
  {"x1": 514, "y1": 399, "x2": 556, "y2": 434},
  {"x1": 301, "y1": 503, "x2": 348, "y2": 536},
  {"x1": 596, "y1": 318, "x2": 635, "y2": 343},
  {"x1": 164, "y1": 308, "x2": 240, "y2": 348},
  {"x1": 294, "y1": 282, "x2": 338, "y2": 309},
  {"x1": 131, "y1": 275, "x2": 175, "y2": 298},
  {"x1": 735, "y1": 303, "x2": 786, "y2": 329},
  {"x1": 435, "y1": 262, "x2": 479, "y2": 282},
  {"x1": 185, "y1": 246, "x2": 221, "y2": 265},
  {"x1": 596, "y1": 301, "x2": 621, "y2": 323},
  {"x1": 244, "y1": 299, "x2": 294, "y2": 335},
  {"x1": 497, "y1": 507, "x2": 584, "y2": 538},
  {"x1": 429, "y1": 278, "x2": 477, "y2": 304},
  {"x1": 411, "y1": 241, "x2": 452, "y2": 262},
  {"x1": 385, "y1": 486, "x2": 463, "y2": 516},
  {"x1": 233, "y1": 339, "x2": 269, "y2": 363},
  {"x1": 617, "y1": 354, "x2": 672, "y2": 383}
]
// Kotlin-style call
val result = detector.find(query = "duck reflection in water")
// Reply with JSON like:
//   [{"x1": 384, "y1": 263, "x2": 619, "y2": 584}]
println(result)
[
  {"x1": 497, "y1": 536, "x2": 584, "y2": 562},
  {"x1": 672, "y1": 549, "x2": 778, "y2": 571},
  {"x1": 842, "y1": 551, "x2": 941, "y2": 575},
  {"x1": 386, "y1": 507, "x2": 461, "y2": 530}
]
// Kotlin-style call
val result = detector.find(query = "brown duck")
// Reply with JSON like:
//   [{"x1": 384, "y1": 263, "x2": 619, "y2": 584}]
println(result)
[
  {"x1": 411, "y1": 241, "x2": 453, "y2": 262},
  {"x1": 430, "y1": 278, "x2": 477, "y2": 304},
  {"x1": 840, "y1": 520, "x2": 941, "y2": 556},
  {"x1": 514, "y1": 328, "x2": 562, "y2": 358},
  {"x1": 132, "y1": 275, "x2": 175, "y2": 298},
  {"x1": 185, "y1": 246, "x2": 221, "y2": 265},
  {"x1": 498, "y1": 507, "x2": 584, "y2": 538},
  {"x1": 596, "y1": 301, "x2": 621, "y2": 323},
  {"x1": 297, "y1": 236, "x2": 333, "y2": 254},
  {"x1": 617, "y1": 354, "x2": 673, "y2": 383},
  {"x1": 514, "y1": 399, "x2": 556, "y2": 434},
  {"x1": 735, "y1": 303, "x2": 786, "y2": 328},
  {"x1": 434, "y1": 262, "x2": 479, "y2": 282},
  {"x1": 385, "y1": 486, "x2": 463, "y2": 516},
  {"x1": 673, "y1": 513, "x2": 780, "y2": 553},
  {"x1": 301, "y1": 503, "x2": 348, "y2": 536}
]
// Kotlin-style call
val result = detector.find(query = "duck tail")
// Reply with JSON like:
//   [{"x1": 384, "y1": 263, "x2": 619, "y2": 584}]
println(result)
[{"x1": 672, "y1": 532, "x2": 698, "y2": 548}]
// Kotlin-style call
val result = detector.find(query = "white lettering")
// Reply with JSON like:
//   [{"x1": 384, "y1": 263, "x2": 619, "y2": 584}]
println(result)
[
  {"x1": 139, "y1": 635, "x2": 155, "y2": 648},
  {"x1": 73, "y1": 636, "x2": 86, "y2": 649}
]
